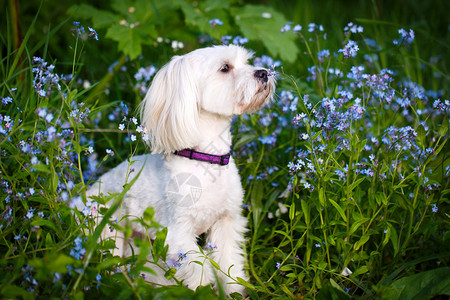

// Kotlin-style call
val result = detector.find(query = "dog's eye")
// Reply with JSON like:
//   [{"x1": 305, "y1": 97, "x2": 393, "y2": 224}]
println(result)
[{"x1": 220, "y1": 64, "x2": 230, "y2": 73}]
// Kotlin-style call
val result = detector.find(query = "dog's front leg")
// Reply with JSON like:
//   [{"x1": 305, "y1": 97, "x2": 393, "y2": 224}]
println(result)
[
  {"x1": 165, "y1": 225, "x2": 212, "y2": 289},
  {"x1": 207, "y1": 214, "x2": 248, "y2": 295}
]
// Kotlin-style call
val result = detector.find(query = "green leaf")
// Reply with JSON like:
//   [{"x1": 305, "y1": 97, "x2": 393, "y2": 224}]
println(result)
[
  {"x1": 236, "y1": 276, "x2": 254, "y2": 289},
  {"x1": 301, "y1": 199, "x2": 310, "y2": 227},
  {"x1": 231, "y1": 5, "x2": 299, "y2": 63},
  {"x1": 96, "y1": 257, "x2": 122, "y2": 271},
  {"x1": 381, "y1": 268, "x2": 450, "y2": 300},
  {"x1": 68, "y1": 4, "x2": 117, "y2": 28},
  {"x1": 353, "y1": 265, "x2": 369, "y2": 277},
  {"x1": 289, "y1": 202, "x2": 295, "y2": 220},
  {"x1": 416, "y1": 124, "x2": 426, "y2": 148},
  {"x1": 318, "y1": 187, "x2": 325, "y2": 207},
  {"x1": 250, "y1": 180, "x2": 264, "y2": 229},
  {"x1": 153, "y1": 227, "x2": 168, "y2": 261},
  {"x1": 164, "y1": 267, "x2": 177, "y2": 280},
  {"x1": 45, "y1": 232, "x2": 54, "y2": 248},
  {"x1": 105, "y1": 23, "x2": 156, "y2": 59},
  {"x1": 439, "y1": 117, "x2": 448, "y2": 137},
  {"x1": 31, "y1": 219, "x2": 57, "y2": 232},
  {"x1": 31, "y1": 163, "x2": 50, "y2": 173},
  {"x1": 46, "y1": 254, "x2": 75, "y2": 273},
  {"x1": 389, "y1": 226, "x2": 399, "y2": 254},
  {"x1": 354, "y1": 234, "x2": 370, "y2": 251},
  {"x1": 349, "y1": 177, "x2": 366, "y2": 193},
  {"x1": 208, "y1": 258, "x2": 221, "y2": 270},
  {"x1": 349, "y1": 217, "x2": 370, "y2": 236},
  {"x1": 143, "y1": 206, "x2": 154, "y2": 222},
  {"x1": 329, "y1": 198, "x2": 347, "y2": 222},
  {"x1": 1, "y1": 285, "x2": 33, "y2": 300}
]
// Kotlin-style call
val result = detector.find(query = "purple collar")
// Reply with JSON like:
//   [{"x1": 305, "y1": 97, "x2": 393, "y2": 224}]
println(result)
[{"x1": 174, "y1": 149, "x2": 231, "y2": 165}]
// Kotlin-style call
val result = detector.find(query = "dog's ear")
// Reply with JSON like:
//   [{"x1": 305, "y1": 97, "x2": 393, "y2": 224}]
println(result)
[{"x1": 140, "y1": 55, "x2": 200, "y2": 154}]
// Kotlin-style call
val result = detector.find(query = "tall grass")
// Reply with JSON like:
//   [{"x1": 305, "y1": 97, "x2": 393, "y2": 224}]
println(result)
[{"x1": 1, "y1": 0, "x2": 449, "y2": 299}]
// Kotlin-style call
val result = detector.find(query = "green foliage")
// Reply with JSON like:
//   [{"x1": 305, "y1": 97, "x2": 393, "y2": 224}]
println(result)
[{"x1": 379, "y1": 268, "x2": 450, "y2": 299}]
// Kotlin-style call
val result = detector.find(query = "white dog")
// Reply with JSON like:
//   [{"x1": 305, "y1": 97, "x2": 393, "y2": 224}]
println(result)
[{"x1": 86, "y1": 45, "x2": 275, "y2": 295}]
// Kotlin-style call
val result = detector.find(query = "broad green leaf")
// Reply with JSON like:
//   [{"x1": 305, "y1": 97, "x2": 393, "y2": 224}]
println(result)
[
  {"x1": 68, "y1": 4, "x2": 117, "y2": 28},
  {"x1": 46, "y1": 254, "x2": 75, "y2": 273},
  {"x1": 381, "y1": 268, "x2": 450, "y2": 299},
  {"x1": 231, "y1": 5, "x2": 299, "y2": 63},
  {"x1": 1, "y1": 285, "x2": 33, "y2": 300}
]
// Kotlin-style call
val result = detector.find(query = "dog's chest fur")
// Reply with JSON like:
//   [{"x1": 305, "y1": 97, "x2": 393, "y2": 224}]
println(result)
[{"x1": 97, "y1": 154, "x2": 244, "y2": 237}]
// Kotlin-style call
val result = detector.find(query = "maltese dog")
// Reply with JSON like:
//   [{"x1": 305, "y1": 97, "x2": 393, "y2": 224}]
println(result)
[{"x1": 86, "y1": 44, "x2": 276, "y2": 295}]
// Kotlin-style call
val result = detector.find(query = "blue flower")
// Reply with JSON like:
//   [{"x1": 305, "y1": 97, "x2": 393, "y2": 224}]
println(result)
[
  {"x1": 96, "y1": 273, "x2": 102, "y2": 288},
  {"x1": 344, "y1": 22, "x2": 363, "y2": 34},
  {"x1": 317, "y1": 49, "x2": 330, "y2": 62},
  {"x1": 293, "y1": 24, "x2": 302, "y2": 32},
  {"x1": 232, "y1": 36, "x2": 248, "y2": 45},
  {"x1": 280, "y1": 23, "x2": 292, "y2": 33},
  {"x1": 88, "y1": 26, "x2": 99, "y2": 40},
  {"x1": 70, "y1": 237, "x2": 86, "y2": 260},
  {"x1": 393, "y1": 28, "x2": 414, "y2": 45},
  {"x1": 1, "y1": 96, "x2": 12, "y2": 105},
  {"x1": 221, "y1": 35, "x2": 232, "y2": 45},
  {"x1": 209, "y1": 18, "x2": 223, "y2": 27},
  {"x1": 258, "y1": 135, "x2": 277, "y2": 146},
  {"x1": 432, "y1": 204, "x2": 438, "y2": 213},
  {"x1": 338, "y1": 40, "x2": 359, "y2": 58},
  {"x1": 134, "y1": 66, "x2": 157, "y2": 82},
  {"x1": 26, "y1": 207, "x2": 35, "y2": 219}
]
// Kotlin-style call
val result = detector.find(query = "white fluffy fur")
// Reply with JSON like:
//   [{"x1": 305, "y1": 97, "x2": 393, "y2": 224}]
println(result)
[{"x1": 86, "y1": 45, "x2": 275, "y2": 295}]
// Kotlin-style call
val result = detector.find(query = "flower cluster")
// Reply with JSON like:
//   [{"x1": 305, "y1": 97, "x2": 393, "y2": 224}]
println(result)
[
  {"x1": 170, "y1": 250, "x2": 188, "y2": 269},
  {"x1": 280, "y1": 22, "x2": 302, "y2": 33},
  {"x1": 344, "y1": 22, "x2": 364, "y2": 34},
  {"x1": 32, "y1": 57, "x2": 61, "y2": 97},
  {"x1": 393, "y1": 28, "x2": 415, "y2": 45},
  {"x1": 134, "y1": 65, "x2": 157, "y2": 95},
  {"x1": 338, "y1": 40, "x2": 359, "y2": 58},
  {"x1": 72, "y1": 21, "x2": 99, "y2": 40},
  {"x1": 208, "y1": 18, "x2": 223, "y2": 27},
  {"x1": 221, "y1": 35, "x2": 248, "y2": 45},
  {"x1": 70, "y1": 237, "x2": 86, "y2": 260}
]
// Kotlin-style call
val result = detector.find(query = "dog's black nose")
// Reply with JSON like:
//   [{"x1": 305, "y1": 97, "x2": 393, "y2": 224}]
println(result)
[{"x1": 254, "y1": 69, "x2": 268, "y2": 83}]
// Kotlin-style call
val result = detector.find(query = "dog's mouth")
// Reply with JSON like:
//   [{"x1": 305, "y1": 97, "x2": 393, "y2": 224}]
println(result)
[{"x1": 238, "y1": 79, "x2": 275, "y2": 114}]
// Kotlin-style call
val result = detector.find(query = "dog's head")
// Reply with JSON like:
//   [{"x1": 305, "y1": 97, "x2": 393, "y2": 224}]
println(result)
[{"x1": 140, "y1": 45, "x2": 276, "y2": 154}]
